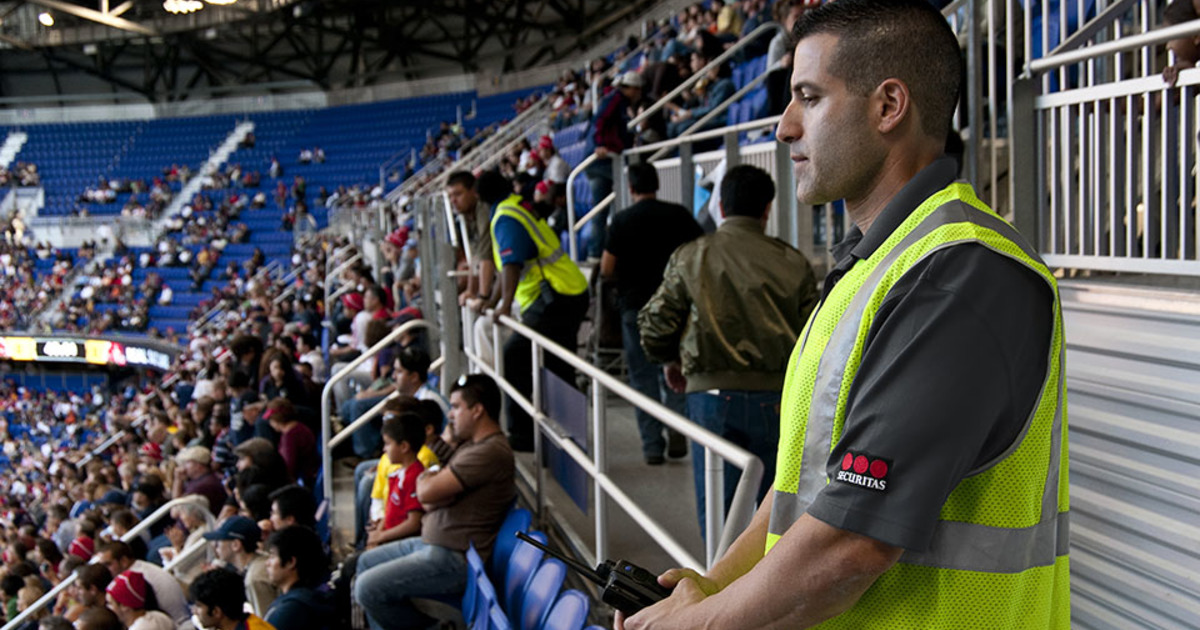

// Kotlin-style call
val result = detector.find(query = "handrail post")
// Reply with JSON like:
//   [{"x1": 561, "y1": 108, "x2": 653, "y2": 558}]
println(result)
[
  {"x1": 591, "y1": 373, "x2": 608, "y2": 567},
  {"x1": 704, "y1": 446, "x2": 725, "y2": 567},
  {"x1": 565, "y1": 154, "x2": 597, "y2": 261},
  {"x1": 532, "y1": 344, "x2": 545, "y2": 523},
  {"x1": 320, "y1": 319, "x2": 439, "y2": 513}
]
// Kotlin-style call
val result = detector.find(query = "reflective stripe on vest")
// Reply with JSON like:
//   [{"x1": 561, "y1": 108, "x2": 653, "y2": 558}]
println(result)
[
  {"x1": 765, "y1": 182, "x2": 1070, "y2": 628},
  {"x1": 490, "y1": 196, "x2": 587, "y2": 308}
]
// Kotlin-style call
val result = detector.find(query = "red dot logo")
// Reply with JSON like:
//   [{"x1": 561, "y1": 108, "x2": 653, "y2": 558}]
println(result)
[
  {"x1": 869, "y1": 459, "x2": 888, "y2": 479},
  {"x1": 841, "y1": 453, "x2": 854, "y2": 471},
  {"x1": 853, "y1": 455, "x2": 869, "y2": 474}
]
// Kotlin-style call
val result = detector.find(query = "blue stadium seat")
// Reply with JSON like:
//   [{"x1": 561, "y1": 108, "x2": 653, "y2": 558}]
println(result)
[
  {"x1": 540, "y1": 590, "x2": 589, "y2": 630},
  {"x1": 490, "y1": 507, "x2": 532, "y2": 582},
  {"x1": 504, "y1": 531, "x2": 547, "y2": 625},
  {"x1": 519, "y1": 559, "x2": 567, "y2": 630}
]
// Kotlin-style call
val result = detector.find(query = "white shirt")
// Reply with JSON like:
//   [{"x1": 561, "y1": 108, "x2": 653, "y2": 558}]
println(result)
[
  {"x1": 415, "y1": 383, "x2": 450, "y2": 417},
  {"x1": 131, "y1": 559, "x2": 190, "y2": 625},
  {"x1": 545, "y1": 154, "x2": 570, "y2": 184},
  {"x1": 128, "y1": 611, "x2": 175, "y2": 630}
]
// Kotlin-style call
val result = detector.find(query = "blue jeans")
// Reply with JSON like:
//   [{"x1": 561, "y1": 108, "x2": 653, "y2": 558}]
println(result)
[
  {"x1": 354, "y1": 538, "x2": 468, "y2": 630},
  {"x1": 354, "y1": 459, "x2": 380, "y2": 549},
  {"x1": 620, "y1": 309, "x2": 686, "y2": 458},
  {"x1": 584, "y1": 159, "x2": 613, "y2": 258},
  {"x1": 686, "y1": 390, "x2": 781, "y2": 540},
  {"x1": 345, "y1": 394, "x2": 387, "y2": 458}
]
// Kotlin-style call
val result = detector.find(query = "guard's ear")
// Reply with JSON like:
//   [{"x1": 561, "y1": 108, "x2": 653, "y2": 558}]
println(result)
[{"x1": 874, "y1": 78, "x2": 913, "y2": 135}]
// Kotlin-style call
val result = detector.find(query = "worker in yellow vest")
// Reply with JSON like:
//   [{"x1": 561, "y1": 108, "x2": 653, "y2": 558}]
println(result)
[
  {"x1": 620, "y1": 0, "x2": 1069, "y2": 628},
  {"x1": 476, "y1": 171, "x2": 588, "y2": 452}
]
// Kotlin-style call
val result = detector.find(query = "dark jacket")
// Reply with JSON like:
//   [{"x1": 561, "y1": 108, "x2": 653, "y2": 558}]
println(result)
[
  {"x1": 638, "y1": 216, "x2": 819, "y2": 392},
  {"x1": 265, "y1": 586, "x2": 334, "y2": 630}
]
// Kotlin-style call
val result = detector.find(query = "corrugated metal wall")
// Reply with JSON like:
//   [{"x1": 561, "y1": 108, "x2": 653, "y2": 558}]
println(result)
[{"x1": 1061, "y1": 282, "x2": 1200, "y2": 629}]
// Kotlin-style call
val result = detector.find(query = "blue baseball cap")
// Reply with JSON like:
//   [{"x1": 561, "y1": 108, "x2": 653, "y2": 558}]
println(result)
[{"x1": 202, "y1": 516, "x2": 261, "y2": 547}]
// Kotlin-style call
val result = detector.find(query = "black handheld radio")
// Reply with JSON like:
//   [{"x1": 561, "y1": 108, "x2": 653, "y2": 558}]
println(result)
[{"x1": 514, "y1": 532, "x2": 672, "y2": 616}]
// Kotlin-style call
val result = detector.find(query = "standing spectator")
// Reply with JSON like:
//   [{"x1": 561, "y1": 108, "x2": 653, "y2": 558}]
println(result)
[
  {"x1": 477, "y1": 171, "x2": 589, "y2": 452},
  {"x1": 103, "y1": 571, "x2": 174, "y2": 630},
  {"x1": 353, "y1": 375, "x2": 514, "y2": 630},
  {"x1": 205, "y1": 517, "x2": 278, "y2": 618},
  {"x1": 601, "y1": 162, "x2": 703, "y2": 465},
  {"x1": 189, "y1": 567, "x2": 275, "y2": 630},
  {"x1": 638, "y1": 165, "x2": 818, "y2": 538},
  {"x1": 263, "y1": 527, "x2": 332, "y2": 630},
  {"x1": 584, "y1": 71, "x2": 643, "y2": 260}
]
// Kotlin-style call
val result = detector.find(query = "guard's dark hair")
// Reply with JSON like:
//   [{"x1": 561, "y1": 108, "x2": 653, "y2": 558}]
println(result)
[
  {"x1": 265, "y1": 526, "x2": 327, "y2": 588},
  {"x1": 720, "y1": 165, "x2": 775, "y2": 219},
  {"x1": 190, "y1": 568, "x2": 249, "y2": 622},
  {"x1": 451, "y1": 374, "x2": 501, "y2": 422},
  {"x1": 475, "y1": 170, "x2": 513, "y2": 206},
  {"x1": 793, "y1": 0, "x2": 963, "y2": 139},
  {"x1": 627, "y1": 162, "x2": 660, "y2": 195},
  {"x1": 445, "y1": 170, "x2": 476, "y2": 190}
]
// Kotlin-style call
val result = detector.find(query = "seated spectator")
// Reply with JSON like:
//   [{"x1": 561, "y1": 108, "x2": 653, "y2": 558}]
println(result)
[
  {"x1": 536, "y1": 136, "x2": 570, "y2": 184},
  {"x1": 160, "y1": 502, "x2": 212, "y2": 591},
  {"x1": 94, "y1": 542, "x2": 189, "y2": 626},
  {"x1": 74, "y1": 608, "x2": 122, "y2": 630},
  {"x1": 262, "y1": 486, "x2": 316, "y2": 538},
  {"x1": 264, "y1": 400, "x2": 317, "y2": 489},
  {"x1": 103, "y1": 571, "x2": 174, "y2": 630},
  {"x1": 667, "y1": 51, "x2": 735, "y2": 138},
  {"x1": 204, "y1": 516, "x2": 278, "y2": 619},
  {"x1": 263, "y1": 527, "x2": 332, "y2": 630},
  {"x1": 173, "y1": 446, "x2": 227, "y2": 514},
  {"x1": 354, "y1": 375, "x2": 515, "y2": 630},
  {"x1": 361, "y1": 412, "x2": 426, "y2": 550},
  {"x1": 62, "y1": 564, "x2": 111, "y2": 623},
  {"x1": 189, "y1": 567, "x2": 275, "y2": 630}
]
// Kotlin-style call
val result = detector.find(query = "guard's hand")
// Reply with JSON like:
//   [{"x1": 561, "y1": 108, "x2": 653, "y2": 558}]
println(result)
[
  {"x1": 617, "y1": 576, "x2": 708, "y2": 630},
  {"x1": 656, "y1": 567, "x2": 721, "y2": 596},
  {"x1": 594, "y1": 147, "x2": 610, "y2": 159},
  {"x1": 1165, "y1": 64, "x2": 1182, "y2": 88}
]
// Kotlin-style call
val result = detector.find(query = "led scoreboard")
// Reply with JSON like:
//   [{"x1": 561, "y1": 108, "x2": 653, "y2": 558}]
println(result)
[{"x1": 0, "y1": 336, "x2": 177, "y2": 371}]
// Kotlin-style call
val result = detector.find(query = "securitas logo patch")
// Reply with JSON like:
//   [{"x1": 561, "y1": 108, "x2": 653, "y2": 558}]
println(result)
[{"x1": 835, "y1": 451, "x2": 890, "y2": 492}]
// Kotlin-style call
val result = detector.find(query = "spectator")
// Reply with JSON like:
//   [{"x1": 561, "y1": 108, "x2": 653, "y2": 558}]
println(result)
[
  {"x1": 103, "y1": 571, "x2": 174, "y2": 630},
  {"x1": 62, "y1": 564, "x2": 111, "y2": 623},
  {"x1": 264, "y1": 399, "x2": 317, "y2": 489},
  {"x1": 536, "y1": 136, "x2": 570, "y2": 184},
  {"x1": 294, "y1": 334, "x2": 326, "y2": 384},
  {"x1": 189, "y1": 567, "x2": 275, "y2": 630},
  {"x1": 360, "y1": 412, "x2": 426, "y2": 550},
  {"x1": 584, "y1": 70, "x2": 643, "y2": 259},
  {"x1": 393, "y1": 346, "x2": 448, "y2": 417},
  {"x1": 601, "y1": 162, "x2": 703, "y2": 465},
  {"x1": 477, "y1": 170, "x2": 588, "y2": 452},
  {"x1": 353, "y1": 397, "x2": 420, "y2": 551},
  {"x1": 173, "y1": 446, "x2": 227, "y2": 514},
  {"x1": 667, "y1": 51, "x2": 736, "y2": 138},
  {"x1": 94, "y1": 542, "x2": 190, "y2": 626},
  {"x1": 263, "y1": 486, "x2": 316, "y2": 537},
  {"x1": 203, "y1": 516, "x2": 278, "y2": 619},
  {"x1": 73, "y1": 608, "x2": 122, "y2": 630},
  {"x1": 354, "y1": 375, "x2": 514, "y2": 630},
  {"x1": 639, "y1": 165, "x2": 818, "y2": 538},
  {"x1": 263, "y1": 527, "x2": 332, "y2": 630}
]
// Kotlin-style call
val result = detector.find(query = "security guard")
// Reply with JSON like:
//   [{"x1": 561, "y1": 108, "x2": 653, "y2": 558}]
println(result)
[
  {"x1": 476, "y1": 170, "x2": 588, "y2": 452},
  {"x1": 620, "y1": 1, "x2": 1069, "y2": 628}
]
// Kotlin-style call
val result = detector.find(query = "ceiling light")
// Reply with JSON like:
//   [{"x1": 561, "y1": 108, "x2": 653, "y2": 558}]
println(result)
[
  {"x1": 205, "y1": 0, "x2": 238, "y2": 5},
  {"x1": 163, "y1": 0, "x2": 204, "y2": 13},
  {"x1": 37, "y1": 12, "x2": 53, "y2": 27}
]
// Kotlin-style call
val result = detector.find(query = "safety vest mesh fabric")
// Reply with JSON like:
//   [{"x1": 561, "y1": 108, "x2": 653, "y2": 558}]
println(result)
[
  {"x1": 764, "y1": 182, "x2": 1070, "y2": 628},
  {"x1": 489, "y1": 195, "x2": 587, "y2": 309}
]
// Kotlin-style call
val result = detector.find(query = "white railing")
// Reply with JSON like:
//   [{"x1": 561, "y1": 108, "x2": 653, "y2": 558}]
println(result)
[
  {"x1": 1011, "y1": 5, "x2": 1200, "y2": 275},
  {"x1": 319, "y1": 319, "x2": 441, "y2": 509},
  {"x1": 461, "y1": 307, "x2": 763, "y2": 569},
  {"x1": 1, "y1": 495, "x2": 215, "y2": 630}
]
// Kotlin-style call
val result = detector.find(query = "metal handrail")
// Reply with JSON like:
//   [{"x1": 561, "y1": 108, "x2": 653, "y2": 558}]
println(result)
[
  {"x1": 0, "y1": 495, "x2": 212, "y2": 630},
  {"x1": 1029, "y1": 19, "x2": 1200, "y2": 74},
  {"x1": 320, "y1": 319, "x2": 440, "y2": 507},
  {"x1": 77, "y1": 431, "x2": 127, "y2": 467},
  {"x1": 646, "y1": 57, "x2": 784, "y2": 162},
  {"x1": 563, "y1": 154, "x2": 609, "y2": 261},
  {"x1": 624, "y1": 114, "x2": 781, "y2": 157},
  {"x1": 326, "y1": 356, "x2": 445, "y2": 449},
  {"x1": 323, "y1": 252, "x2": 362, "y2": 326},
  {"x1": 572, "y1": 192, "x2": 616, "y2": 234},
  {"x1": 627, "y1": 22, "x2": 784, "y2": 131},
  {"x1": 475, "y1": 312, "x2": 763, "y2": 568}
]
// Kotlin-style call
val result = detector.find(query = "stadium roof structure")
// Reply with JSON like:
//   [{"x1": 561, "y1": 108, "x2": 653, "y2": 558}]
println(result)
[{"x1": 0, "y1": 0, "x2": 658, "y2": 104}]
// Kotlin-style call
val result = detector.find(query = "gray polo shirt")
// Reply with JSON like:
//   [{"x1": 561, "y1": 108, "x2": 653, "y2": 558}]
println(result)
[{"x1": 804, "y1": 156, "x2": 1055, "y2": 552}]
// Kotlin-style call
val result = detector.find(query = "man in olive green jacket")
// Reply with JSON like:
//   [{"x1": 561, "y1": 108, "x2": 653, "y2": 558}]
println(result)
[{"x1": 638, "y1": 164, "x2": 818, "y2": 539}]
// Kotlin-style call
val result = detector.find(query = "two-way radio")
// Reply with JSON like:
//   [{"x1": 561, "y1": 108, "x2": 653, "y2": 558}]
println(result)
[{"x1": 514, "y1": 531, "x2": 672, "y2": 616}]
